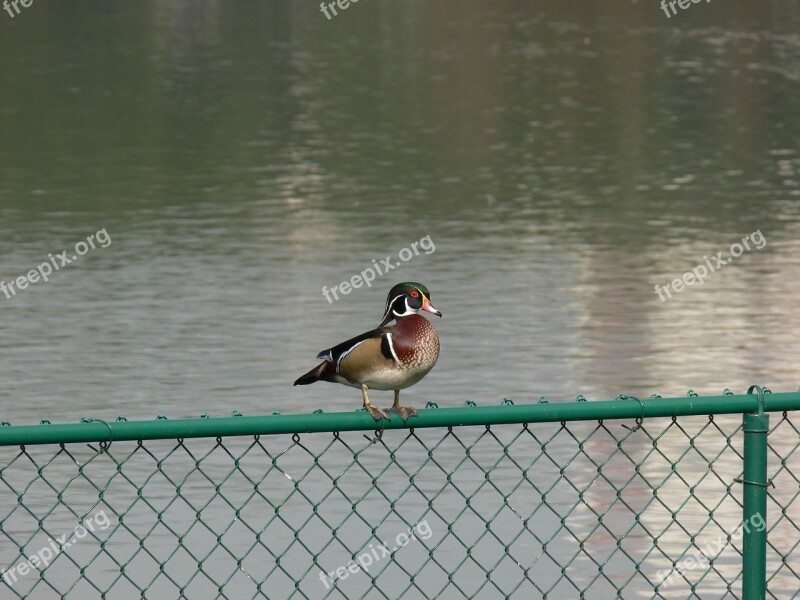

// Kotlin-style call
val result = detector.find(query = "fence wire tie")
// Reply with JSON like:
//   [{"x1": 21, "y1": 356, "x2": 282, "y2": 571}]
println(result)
[
  {"x1": 733, "y1": 477, "x2": 775, "y2": 488},
  {"x1": 747, "y1": 384, "x2": 767, "y2": 416},
  {"x1": 81, "y1": 418, "x2": 114, "y2": 451},
  {"x1": 617, "y1": 395, "x2": 645, "y2": 431},
  {"x1": 364, "y1": 427, "x2": 384, "y2": 445}
]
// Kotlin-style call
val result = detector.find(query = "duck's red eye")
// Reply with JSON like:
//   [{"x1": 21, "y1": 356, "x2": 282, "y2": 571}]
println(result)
[{"x1": 410, "y1": 290, "x2": 419, "y2": 298}]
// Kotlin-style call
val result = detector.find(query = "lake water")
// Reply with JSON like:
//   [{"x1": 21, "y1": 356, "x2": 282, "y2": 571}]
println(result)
[{"x1": 1, "y1": 2, "x2": 798, "y2": 598}]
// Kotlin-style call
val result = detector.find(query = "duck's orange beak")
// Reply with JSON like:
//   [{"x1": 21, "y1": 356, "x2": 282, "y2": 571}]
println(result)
[{"x1": 421, "y1": 295, "x2": 442, "y2": 317}]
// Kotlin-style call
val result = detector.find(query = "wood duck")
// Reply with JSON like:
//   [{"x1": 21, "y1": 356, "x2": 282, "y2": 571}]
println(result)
[{"x1": 294, "y1": 282, "x2": 441, "y2": 421}]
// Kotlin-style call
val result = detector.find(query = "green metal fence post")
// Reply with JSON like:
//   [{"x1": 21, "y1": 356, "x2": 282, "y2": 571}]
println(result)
[{"x1": 742, "y1": 386, "x2": 769, "y2": 600}]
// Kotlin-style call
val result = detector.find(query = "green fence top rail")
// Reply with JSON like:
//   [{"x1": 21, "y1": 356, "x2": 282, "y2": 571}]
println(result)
[{"x1": 1, "y1": 387, "x2": 798, "y2": 447}]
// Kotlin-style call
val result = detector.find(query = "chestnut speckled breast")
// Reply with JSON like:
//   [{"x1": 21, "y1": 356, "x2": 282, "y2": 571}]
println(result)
[{"x1": 388, "y1": 314, "x2": 440, "y2": 374}]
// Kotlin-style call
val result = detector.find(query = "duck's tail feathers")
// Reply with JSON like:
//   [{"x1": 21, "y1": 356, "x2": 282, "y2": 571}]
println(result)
[{"x1": 293, "y1": 362, "x2": 331, "y2": 386}]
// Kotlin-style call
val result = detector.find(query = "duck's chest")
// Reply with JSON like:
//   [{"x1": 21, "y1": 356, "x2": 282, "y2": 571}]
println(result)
[{"x1": 389, "y1": 315, "x2": 440, "y2": 369}]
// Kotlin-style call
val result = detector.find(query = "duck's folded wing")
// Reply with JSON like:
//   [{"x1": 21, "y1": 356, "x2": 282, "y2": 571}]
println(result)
[{"x1": 316, "y1": 326, "x2": 390, "y2": 366}]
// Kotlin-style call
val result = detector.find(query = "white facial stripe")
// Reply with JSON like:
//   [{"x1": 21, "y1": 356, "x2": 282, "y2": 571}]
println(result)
[
  {"x1": 393, "y1": 298, "x2": 416, "y2": 318},
  {"x1": 382, "y1": 294, "x2": 406, "y2": 324},
  {"x1": 386, "y1": 294, "x2": 404, "y2": 313}
]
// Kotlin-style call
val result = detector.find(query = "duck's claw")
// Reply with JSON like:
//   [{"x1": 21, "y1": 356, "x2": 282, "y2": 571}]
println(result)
[
  {"x1": 365, "y1": 404, "x2": 390, "y2": 421},
  {"x1": 388, "y1": 406, "x2": 418, "y2": 421}
]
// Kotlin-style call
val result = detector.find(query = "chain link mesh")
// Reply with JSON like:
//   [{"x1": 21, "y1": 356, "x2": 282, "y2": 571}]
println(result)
[{"x1": 0, "y1": 409, "x2": 797, "y2": 599}]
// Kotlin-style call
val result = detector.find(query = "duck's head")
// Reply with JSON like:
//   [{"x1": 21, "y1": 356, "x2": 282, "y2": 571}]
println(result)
[{"x1": 379, "y1": 282, "x2": 442, "y2": 327}]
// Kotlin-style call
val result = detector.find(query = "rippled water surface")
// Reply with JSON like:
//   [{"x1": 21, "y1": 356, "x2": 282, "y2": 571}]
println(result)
[{"x1": 1, "y1": 2, "x2": 798, "y2": 598}]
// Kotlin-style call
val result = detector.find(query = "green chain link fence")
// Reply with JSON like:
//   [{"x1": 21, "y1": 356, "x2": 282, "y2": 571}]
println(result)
[{"x1": 0, "y1": 387, "x2": 798, "y2": 599}]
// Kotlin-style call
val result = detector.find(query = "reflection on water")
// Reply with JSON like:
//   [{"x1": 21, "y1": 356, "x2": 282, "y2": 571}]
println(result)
[{"x1": 1, "y1": 1, "x2": 799, "y2": 598}]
